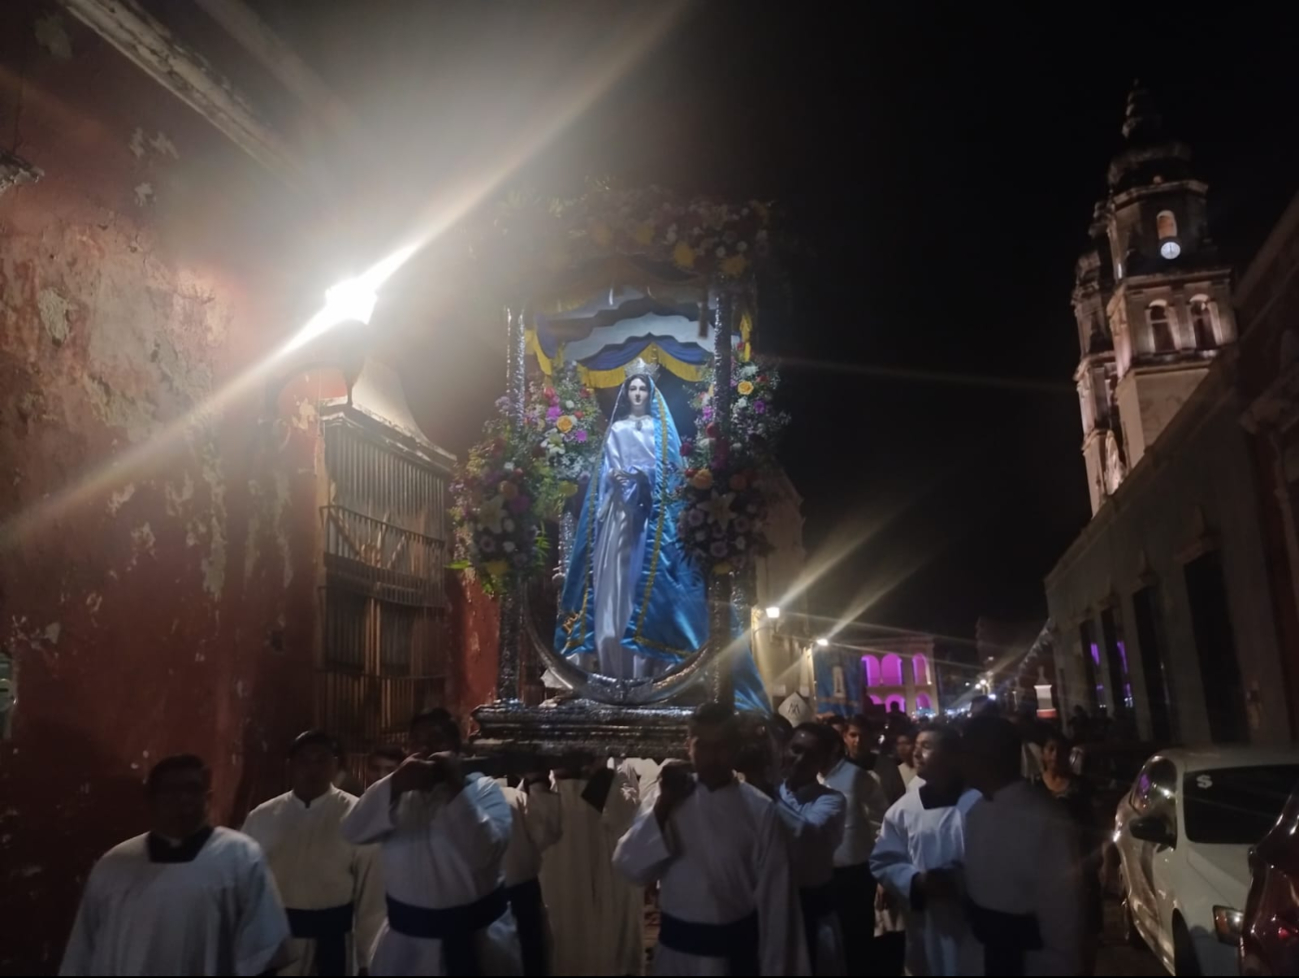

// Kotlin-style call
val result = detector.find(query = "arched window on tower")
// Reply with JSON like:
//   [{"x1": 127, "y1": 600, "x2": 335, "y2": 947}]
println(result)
[
  {"x1": 1148, "y1": 301, "x2": 1175, "y2": 352},
  {"x1": 913, "y1": 654, "x2": 930, "y2": 686},
  {"x1": 881, "y1": 654, "x2": 903, "y2": 686},
  {"x1": 1190, "y1": 296, "x2": 1217, "y2": 349},
  {"x1": 1157, "y1": 210, "x2": 1178, "y2": 240}
]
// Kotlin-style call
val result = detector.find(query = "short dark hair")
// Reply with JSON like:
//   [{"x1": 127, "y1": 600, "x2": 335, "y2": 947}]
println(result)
[
  {"x1": 146, "y1": 754, "x2": 210, "y2": 794},
  {"x1": 962, "y1": 715, "x2": 1022, "y2": 775},
  {"x1": 368, "y1": 744, "x2": 407, "y2": 764},
  {"x1": 793, "y1": 721, "x2": 840, "y2": 757},
  {"x1": 689, "y1": 703, "x2": 740, "y2": 742},
  {"x1": 770, "y1": 715, "x2": 794, "y2": 739},
  {"x1": 848, "y1": 713, "x2": 871, "y2": 730},
  {"x1": 825, "y1": 715, "x2": 848, "y2": 730},
  {"x1": 289, "y1": 729, "x2": 342, "y2": 760},
  {"x1": 915, "y1": 723, "x2": 961, "y2": 753},
  {"x1": 411, "y1": 708, "x2": 461, "y2": 750},
  {"x1": 1041, "y1": 729, "x2": 1072, "y2": 753}
]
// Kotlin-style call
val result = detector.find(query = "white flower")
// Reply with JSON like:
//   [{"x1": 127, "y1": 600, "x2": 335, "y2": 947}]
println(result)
[
  {"x1": 665, "y1": 231, "x2": 677, "y2": 244},
  {"x1": 737, "y1": 241, "x2": 748, "y2": 252},
  {"x1": 731, "y1": 441, "x2": 742, "y2": 452},
  {"x1": 742, "y1": 363, "x2": 758, "y2": 378},
  {"x1": 736, "y1": 397, "x2": 749, "y2": 410},
  {"x1": 756, "y1": 228, "x2": 769, "y2": 241},
  {"x1": 503, "y1": 518, "x2": 515, "y2": 532},
  {"x1": 502, "y1": 541, "x2": 516, "y2": 553},
  {"x1": 503, "y1": 461, "x2": 515, "y2": 472},
  {"x1": 565, "y1": 400, "x2": 575, "y2": 410},
  {"x1": 715, "y1": 246, "x2": 727, "y2": 258}
]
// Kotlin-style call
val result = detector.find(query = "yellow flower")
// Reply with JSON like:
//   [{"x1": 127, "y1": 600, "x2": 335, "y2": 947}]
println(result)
[
  {"x1": 485, "y1": 559, "x2": 509, "y2": 580},
  {"x1": 499, "y1": 481, "x2": 519, "y2": 499},
  {"x1": 720, "y1": 254, "x2": 749, "y2": 278},
  {"x1": 672, "y1": 241, "x2": 697, "y2": 269},
  {"x1": 712, "y1": 561, "x2": 733, "y2": 576},
  {"x1": 556, "y1": 416, "x2": 575, "y2": 433},
  {"x1": 560, "y1": 480, "x2": 579, "y2": 497},
  {"x1": 691, "y1": 469, "x2": 714, "y2": 491},
  {"x1": 633, "y1": 222, "x2": 655, "y2": 246},
  {"x1": 590, "y1": 221, "x2": 613, "y2": 248},
  {"x1": 729, "y1": 474, "x2": 748, "y2": 492},
  {"x1": 737, "y1": 380, "x2": 755, "y2": 396}
]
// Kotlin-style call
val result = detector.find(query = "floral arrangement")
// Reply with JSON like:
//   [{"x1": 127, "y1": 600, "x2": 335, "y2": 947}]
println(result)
[
  {"x1": 522, "y1": 367, "x2": 605, "y2": 517},
  {"x1": 676, "y1": 356, "x2": 787, "y2": 576},
  {"x1": 483, "y1": 182, "x2": 778, "y2": 285},
  {"x1": 449, "y1": 416, "x2": 549, "y2": 596}
]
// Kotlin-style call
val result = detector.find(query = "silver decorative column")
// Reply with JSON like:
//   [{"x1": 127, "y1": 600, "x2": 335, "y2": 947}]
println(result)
[
  {"x1": 710, "y1": 288, "x2": 736, "y2": 708},
  {"x1": 496, "y1": 305, "x2": 527, "y2": 705}
]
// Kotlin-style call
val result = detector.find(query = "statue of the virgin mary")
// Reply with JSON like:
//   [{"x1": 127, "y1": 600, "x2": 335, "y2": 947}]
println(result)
[{"x1": 554, "y1": 358, "x2": 769, "y2": 711}]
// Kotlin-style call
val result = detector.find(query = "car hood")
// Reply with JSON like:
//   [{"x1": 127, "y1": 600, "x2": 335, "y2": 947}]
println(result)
[{"x1": 1186, "y1": 844, "x2": 1252, "y2": 904}]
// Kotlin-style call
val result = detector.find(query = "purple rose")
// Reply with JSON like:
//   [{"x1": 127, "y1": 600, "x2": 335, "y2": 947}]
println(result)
[
  {"x1": 754, "y1": 400, "x2": 766, "y2": 414},
  {"x1": 574, "y1": 429, "x2": 588, "y2": 443},
  {"x1": 546, "y1": 405, "x2": 561, "y2": 422},
  {"x1": 702, "y1": 406, "x2": 714, "y2": 422}
]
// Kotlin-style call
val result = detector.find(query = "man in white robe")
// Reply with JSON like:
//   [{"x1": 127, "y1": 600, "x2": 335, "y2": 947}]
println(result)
[
  {"x1": 960, "y1": 716, "x2": 1083, "y2": 977},
  {"x1": 60, "y1": 754, "x2": 290, "y2": 976},
  {"x1": 821, "y1": 727, "x2": 890, "y2": 975},
  {"x1": 539, "y1": 754, "x2": 643, "y2": 976},
  {"x1": 494, "y1": 767, "x2": 563, "y2": 976},
  {"x1": 869, "y1": 726, "x2": 981, "y2": 976},
  {"x1": 341, "y1": 709, "x2": 521, "y2": 976},
  {"x1": 778, "y1": 723, "x2": 847, "y2": 975},
  {"x1": 613, "y1": 703, "x2": 809, "y2": 976},
  {"x1": 242, "y1": 731, "x2": 384, "y2": 976}
]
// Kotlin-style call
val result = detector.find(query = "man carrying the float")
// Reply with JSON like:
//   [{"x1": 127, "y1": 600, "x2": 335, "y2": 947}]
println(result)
[
  {"x1": 342, "y1": 709, "x2": 521, "y2": 976},
  {"x1": 613, "y1": 703, "x2": 808, "y2": 975}
]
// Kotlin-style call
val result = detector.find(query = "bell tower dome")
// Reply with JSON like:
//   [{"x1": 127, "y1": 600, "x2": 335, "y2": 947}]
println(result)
[{"x1": 1073, "y1": 82, "x2": 1237, "y2": 511}]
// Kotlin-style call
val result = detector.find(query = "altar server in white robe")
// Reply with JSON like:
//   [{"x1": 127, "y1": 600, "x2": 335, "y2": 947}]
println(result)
[
  {"x1": 342, "y1": 709, "x2": 521, "y2": 976},
  {"x1": 821, "y1": 726, "x2": 889, "y2": 975},
  {"x1": 960, "y1": 716, "x2": 1083, "y2": 977},
  {"x1": 495, "y1": 768, "x2": 563, "y2": 976},
  {"x1": 540, "y1": 754, "x2": 644, "y2": 975},
  {"x1": 242, "y1": 731, "x2": 384, "y2": 976},
  {"x1": 613, "y1": 703, "x2": 809, "y2": 976},
  {"x1": 778, "y1": 723, "x2": 848, "y2": 975},
  {"x1": 60, "y1": 754, "x2": 290, "y2": 976},
  {"x1": 869, "y1": 726, "x2": 982, "y2": 976}
]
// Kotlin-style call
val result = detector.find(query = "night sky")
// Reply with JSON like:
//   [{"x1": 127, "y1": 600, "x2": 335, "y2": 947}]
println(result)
[{"x1": 250, "y1": 2, "x2": 1299, "y2": 643}]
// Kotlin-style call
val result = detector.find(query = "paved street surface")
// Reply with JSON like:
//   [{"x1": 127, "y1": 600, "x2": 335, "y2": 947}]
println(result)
[{"x1": 1096, "y1": 899, "x2": 1167, "y2": 976}]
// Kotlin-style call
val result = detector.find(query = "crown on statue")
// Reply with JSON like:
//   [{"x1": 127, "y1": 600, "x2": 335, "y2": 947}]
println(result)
[{"x1": 624, "y1": 356, "x2": 661, "y2": 380}]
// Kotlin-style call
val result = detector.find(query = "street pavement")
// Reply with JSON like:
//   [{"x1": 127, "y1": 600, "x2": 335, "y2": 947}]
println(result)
[{"x1": 1095, "y1": 898, "x2": 1167, "y2": 976}]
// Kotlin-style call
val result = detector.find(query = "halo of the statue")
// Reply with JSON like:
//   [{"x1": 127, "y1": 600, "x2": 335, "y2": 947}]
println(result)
[{"x1": 522, "y1": 588, "x2": 717, "y2": 705}]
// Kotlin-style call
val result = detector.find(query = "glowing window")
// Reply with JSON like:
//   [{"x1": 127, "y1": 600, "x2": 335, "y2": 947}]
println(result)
[
  {"x1": 1191, "y1": 297, "x2": 1216, "y2": 349},
  {"x1": 913, "y1": 654, "x2": 930, "y2": 686},
  {"x1": 863, "y1": 655, "x2": 881, "y2": 688},
  {"x1": 881, "y1": 654, "x2": 904, "y2": 686},
  {"x1": 1148, "y1": 303, "x2": 1175, "y2": 352},
  {"x1": 885, "y1": 694, "x2": 906, "y2": 713},
  {"x1": 1157, "y1": 210, "x2": 1178, "y2": 239}
]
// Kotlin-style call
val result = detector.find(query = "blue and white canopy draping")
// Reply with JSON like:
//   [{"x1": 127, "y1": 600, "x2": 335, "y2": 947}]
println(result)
[{"x1": 525, "y1": 258, "x2": 753, "y2": 388}]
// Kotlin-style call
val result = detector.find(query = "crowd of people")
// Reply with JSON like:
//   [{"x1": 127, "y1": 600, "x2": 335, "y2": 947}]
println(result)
[{"x1": 57, "y1": 703, "x2": 1100, "y2": 976}]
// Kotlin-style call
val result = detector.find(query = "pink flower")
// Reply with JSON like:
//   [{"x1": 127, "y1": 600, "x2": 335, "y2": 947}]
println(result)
[
  {"x1": 546, "y1": 406, "x2": 561, "y2": 422},
  {"x1": 574, "y1": 429, "x2": 588, "y2": 443},
  {"x1": 754, "y1": 400, "x2": 766, "y2": 414}
]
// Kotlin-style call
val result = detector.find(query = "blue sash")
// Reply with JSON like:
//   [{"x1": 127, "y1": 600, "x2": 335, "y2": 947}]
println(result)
[
  {"x1": 966, "y1": 901, "x2": 1042, "y2": 977},
  {"x1": 386, "y1": 890, "x2": 507, "y2": 976},
  {"x1": 800, "y1": 882, "x2": 836, "y2": 976},
  {"x1": 285, "y1": 904, "x2": 353, "y2": 977},
  {"x1": 658, "y1": 911, "x2": 759, "y2": 975},
  {"x1": 505, "y1": 877, "x2": 547, "y2": 976}
]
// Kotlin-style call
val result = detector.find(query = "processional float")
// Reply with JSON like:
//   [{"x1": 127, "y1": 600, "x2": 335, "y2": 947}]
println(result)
[{"x1": 453, "y1": 185, "x2": 789, "y2": 758}]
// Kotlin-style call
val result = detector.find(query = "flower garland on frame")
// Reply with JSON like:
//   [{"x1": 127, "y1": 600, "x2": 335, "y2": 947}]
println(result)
[
  {"x1": 677, "y1": 355, "x2": 788, "y2": 576},
  {"x1": 522, "y1": 366, "x2": 605, "y2": 518},
  {"x1": 449, "y1": 413, "x2": 550, "y2": 596}
]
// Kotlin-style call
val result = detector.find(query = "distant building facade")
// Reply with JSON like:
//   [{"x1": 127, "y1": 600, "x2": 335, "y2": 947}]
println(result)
[{"x1": 1046, "y1": 85, "x2": 1294, "y2": 745}]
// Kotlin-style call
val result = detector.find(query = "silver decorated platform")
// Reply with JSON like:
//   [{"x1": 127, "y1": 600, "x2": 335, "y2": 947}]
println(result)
[{"x1": 472, "y1": 700, "x2": 694, "y2": 759}]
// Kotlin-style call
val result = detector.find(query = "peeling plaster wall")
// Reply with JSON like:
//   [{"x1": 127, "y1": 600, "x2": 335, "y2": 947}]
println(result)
[
  {"x1": 446, "y1": 575, "x2": 500, "y2": 728},
  {"x1": 0, "y1": 9, "x2": 318, "y2": 972}
]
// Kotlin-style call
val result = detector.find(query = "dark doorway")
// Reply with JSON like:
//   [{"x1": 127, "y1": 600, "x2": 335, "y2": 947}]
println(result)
[
  {"x1": 1184, "y1": 551, "x2": 1248, "y2": 742},
  {"x1": 1131, "y1": 585, "x2": 1175, "y2": 743}
]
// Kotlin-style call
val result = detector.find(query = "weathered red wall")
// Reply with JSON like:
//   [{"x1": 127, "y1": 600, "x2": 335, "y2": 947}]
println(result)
[
  {"x1": 447, "y1": 575, "x2": 501, "y2": 727},
  {"x1": 0, "y1": 9, "x2": 319, "y2": 972}
]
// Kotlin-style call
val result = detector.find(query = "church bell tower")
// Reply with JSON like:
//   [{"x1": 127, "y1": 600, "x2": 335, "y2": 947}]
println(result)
[{"x1": 1072, "y1": 82, "x2": 1236, "y2": 515}]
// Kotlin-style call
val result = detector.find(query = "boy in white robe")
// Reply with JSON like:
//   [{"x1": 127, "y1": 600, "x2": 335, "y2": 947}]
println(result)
[
  {"x1": 242, "y1": 731, "x2": 384, "y2": 976},
  {"x1": 60, "y1": 754, "x2": 290, "y2": 977},
  {"x1": 341, "y1": 709, "x2": 521, "y2": 976},
  {"x1": 778, "y1": 723, "x2": 848, "y2": 975},
  {"x1": 960, "y1": 716, "x2": 1083, "y2": 977},
  {"x1": 494, "y1": 766, "x2": 563, "y2": 976},
  {"x1": 539, "y1": 755, "x2": 643, "y2": 976},
  {"x1": 613, "y1": 703, "x2": 809, "y2": 976},
  {"x1": 869, "y1": 726, "x2": 981, "y2": 976},
  {"x1": 821, "y1": 729, "x2": 889, "y2": 975}
]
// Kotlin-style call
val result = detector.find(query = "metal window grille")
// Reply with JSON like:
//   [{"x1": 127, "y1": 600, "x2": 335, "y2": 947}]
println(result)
[{"x1": 315, "y1": 406, "x2": 450, "y2": 759}]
